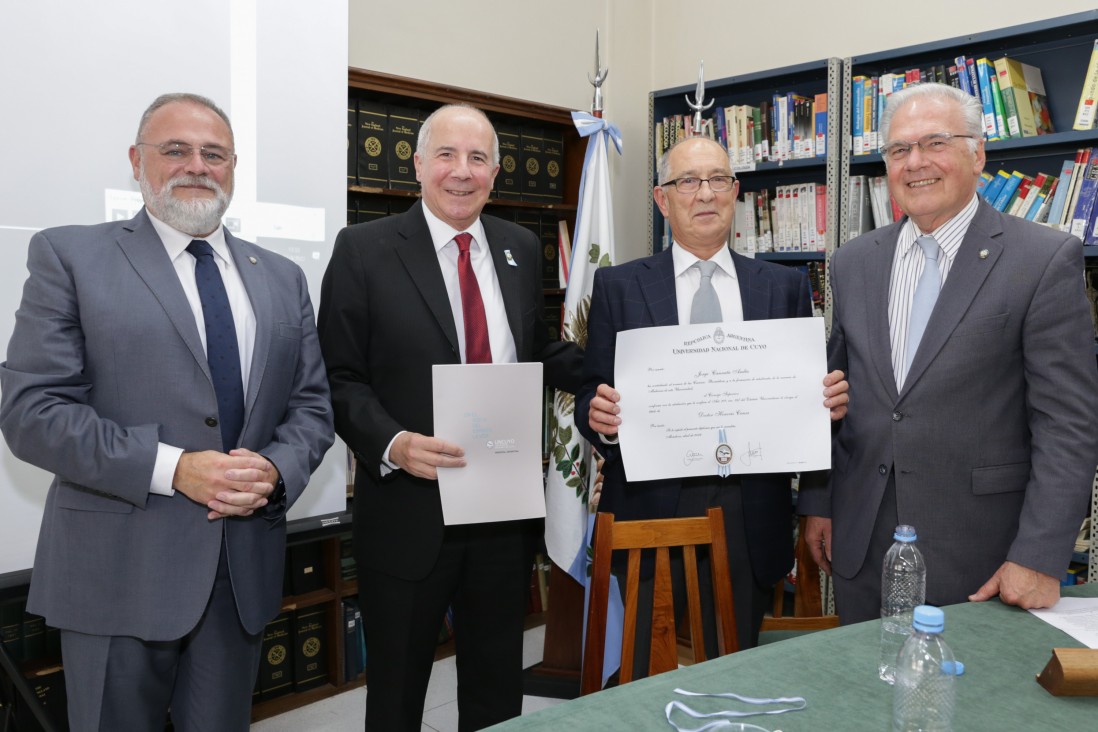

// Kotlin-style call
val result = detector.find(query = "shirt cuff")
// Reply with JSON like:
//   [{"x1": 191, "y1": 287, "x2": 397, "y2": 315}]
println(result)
[
  {"x1": 151, "y1": 443, "x2": 184, "y2": 496},
  {"x1": 599, "y1": 433, "x2": 620, "y2": 446},
  {"x1": 380, "y1": 431, "x2": 406, "y2": 477}
]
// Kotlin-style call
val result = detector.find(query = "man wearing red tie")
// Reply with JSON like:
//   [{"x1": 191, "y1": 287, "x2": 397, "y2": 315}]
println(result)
[{"x1": 318, "y1": 104, "x2": 581, "y2": 731}]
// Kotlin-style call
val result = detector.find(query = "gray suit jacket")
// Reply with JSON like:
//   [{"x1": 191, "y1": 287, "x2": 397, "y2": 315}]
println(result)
[
  {"x1": 799, "y1": 201, "x2": 1098, "y2": 603},
  {"x1": 0, "y1": 209, "x2": 334, "y2": 639}
]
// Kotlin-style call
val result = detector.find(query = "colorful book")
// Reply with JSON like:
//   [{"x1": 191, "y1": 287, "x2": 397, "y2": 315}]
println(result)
[
  {"x1": 994, "y1": 57, "x2": 1023, "y2": 138},
  {"x1": 1045, "y1": 158, "x2": 1077, "y2": 227},
  {"x1": 1073, "y1": 39, "x2": 1098, "y2": 130},
  {"x1": 1063, "y1": 148, "x2": 1093, "y2": 229},
  {"x1": 852, "y1": 76, "x2": 866, "y2": 155},
  {"x1": 991, "y1": 170, "x2": 1025, "y2": 212},
  {"x1": 981, "y1": 169, "x2": 1011, "y2": 204},
  {"x1": 954, "y1": 56, "x2": 972, "y2": 95},
  {"x1": 989, "y1": 71, "x2": 1009, "y2": 140},
  {"x1": 975, "y1": 58, "x2": 1000, "y2": 140},
  {"x1": 997, "y1": 57, "x2": 1042, "y2": 137},
  {"x1": 814, "y1": 93, "x2": 828, "y2": 157},
  {"x1": 1069, "y1": 155, "x2": 1098, "y2": 239}
]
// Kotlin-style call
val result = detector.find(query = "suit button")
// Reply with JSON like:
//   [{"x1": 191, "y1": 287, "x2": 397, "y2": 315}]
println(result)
[
  {"x1": 205, "y1": 417, "x2": 219, "y2": 427},
  {"x1": 878, "y1": 465, "x2": 888, "y2": 475},
  {"x1": 892, "y1": 411, "x2": 903, "y2": 421}
]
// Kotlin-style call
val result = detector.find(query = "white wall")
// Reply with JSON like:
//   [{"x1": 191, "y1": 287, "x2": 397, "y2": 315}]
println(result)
[{"x1": 350, "y1": 0, "x2": 1098, "y2": 263}]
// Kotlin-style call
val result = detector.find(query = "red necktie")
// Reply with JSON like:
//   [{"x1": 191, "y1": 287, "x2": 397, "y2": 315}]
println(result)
[{"x1": 454, "y1": 233, "x2": 492, "y2": 364}]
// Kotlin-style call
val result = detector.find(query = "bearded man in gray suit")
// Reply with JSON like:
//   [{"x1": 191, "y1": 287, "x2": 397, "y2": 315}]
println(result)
[
  {"x1": 799, "y1": 83, "x2": 1098, "y2": 622},
  {"x1": 0, "y1": 94, "x2": 334, "y2": 731}
]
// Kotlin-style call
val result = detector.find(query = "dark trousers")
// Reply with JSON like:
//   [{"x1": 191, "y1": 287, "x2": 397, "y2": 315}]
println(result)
[
  {"x1": 833, "y1": 472, "x2": 900, "y2": 624},
  {"x1": 360, "y1": 520, "x2": 534, "y2": 732},
  {"x1": 627, "y1": 478, "x2": 771, "y2": 679},
  {"x1": 60, "y1": 542, "x2": 261, "y2": 732}
]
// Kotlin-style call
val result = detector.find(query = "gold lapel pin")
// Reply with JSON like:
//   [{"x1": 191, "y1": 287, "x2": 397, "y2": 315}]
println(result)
[
  {"x1": 978, "y1": 249, "x2": 989, "y2": 259},
  {"x1": 248, "y1": 256, "x2": 258, "y2": 265}
]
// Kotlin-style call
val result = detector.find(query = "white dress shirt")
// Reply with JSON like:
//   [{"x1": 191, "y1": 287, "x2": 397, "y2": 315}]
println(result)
[
  {"x1": 672, "y1": 241, "x2": 744, "y2": 325},
  {"x1": 382, "y1": 206, "x2": 518, "y2": 470},
  {"x1": 147, "y1": 211, "x2": 256, "y2": 495}
]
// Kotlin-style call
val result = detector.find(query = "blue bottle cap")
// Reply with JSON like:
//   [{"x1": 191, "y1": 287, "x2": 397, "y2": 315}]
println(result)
[
  {"x1": 942, "y1": 660, "x2": 965, "y2": 676},
  {"x1": 894, "y1": 525, "x2": 917, "y2": 542},
  {"x1": 912, "y1": 605, "x2": 944, "y2": 633}
]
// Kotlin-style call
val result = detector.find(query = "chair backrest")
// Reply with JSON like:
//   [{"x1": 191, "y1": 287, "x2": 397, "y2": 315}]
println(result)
[
  {"x1": 581, "y1": 507, "x2": 738, "y2": 696},
  {"x1": 760, "y1": 515, "x2": 839, "y2": 633}
]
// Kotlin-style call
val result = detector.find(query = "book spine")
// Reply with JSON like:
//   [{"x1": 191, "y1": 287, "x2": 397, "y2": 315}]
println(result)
[
  {"x1": 981, "y1": 169, "x2": 1011, "y2": 204},
  {"x1": 1069, "y1": 156, "x2": 1098, "y2": 238},
  {"x1": 975, "y1": 59, "x2": 999, "y2": 140},
  {"x1": 992, "y1": 171, "x2": 1024, "y2": 211},
  {"x1": 852, "y1": 77, "x2": 866, "y2": 155},
  {"x1": 989, "y1": 72, "x2": 1009, "y2": 140},
  {"x1": 1074, "y1": 39, "x2": 1098, "y2": 130},
  {"x1": 994, "y1": 58, "x2": 1022, "y2": 138},
  {"x1": 954, "y1": 56, "x2": 972, "y2": 95}
]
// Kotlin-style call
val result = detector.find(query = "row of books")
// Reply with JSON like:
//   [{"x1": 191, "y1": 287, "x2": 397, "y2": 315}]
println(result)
[
  {"x1": 852, "y1": 55, "x2": 1053, "y2": 155},
  {"x1": 846, "y1": 175, "x2": 902, "y2": 239},
  {"x1": 255, "y1": 607, "x2": 330, "y2": 702},
  {"x1": 976, "y1": 148, "x2": 1098, "y2": 242},
  {"x1": 654, "y1": 93, "x2": 828, "y2": 169},
  {"x1": 348, "y1": 98, "x2": 565, "y2": 204},
  {"x1": 1, "y1": 596, "x2": 59, "y2": 666},
  {"x1": 730, "y1": 184, "x2": 828, "y2": 254}
]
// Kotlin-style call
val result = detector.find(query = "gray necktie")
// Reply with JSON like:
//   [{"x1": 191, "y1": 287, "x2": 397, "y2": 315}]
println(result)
[
  {"x1": 904, "y1": 234, "x2": 942, "y2": 376},
  {"x1": 690, "y1": 260, "x2": 723, "y2": 324}
]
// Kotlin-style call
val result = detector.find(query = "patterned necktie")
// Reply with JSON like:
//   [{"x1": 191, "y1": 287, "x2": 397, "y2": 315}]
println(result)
[
  {"x1": 690, "y1": 260, "x2": 723, "y2": 324},
  {"x1": 904, "y1": 234, "x2": 942, "y2": 377},
  {"x1": 187, "y1": 239, "x2": 245, "y2": 451},
  {"x1": 454, "y1": 233, "x2": 492, "y2": 364}
]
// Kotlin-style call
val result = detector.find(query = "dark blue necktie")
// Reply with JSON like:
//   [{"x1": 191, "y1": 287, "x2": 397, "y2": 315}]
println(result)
[{"x1": 187, "y1": 239, "x2": 244, "y2": 451}]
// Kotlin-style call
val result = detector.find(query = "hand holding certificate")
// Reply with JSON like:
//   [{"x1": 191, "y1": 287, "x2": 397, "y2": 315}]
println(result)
[
  {"x1": 614, "y1": 317, "x2": 830, "y2": 481},
  {"x1": 432, "y1": 363, "x2": 545, "y2": 525}
]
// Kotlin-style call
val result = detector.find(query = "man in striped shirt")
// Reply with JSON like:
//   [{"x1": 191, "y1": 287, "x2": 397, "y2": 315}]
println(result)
[{"x1": 799, "y1": 83, "x2": 1098, "y2": 622}]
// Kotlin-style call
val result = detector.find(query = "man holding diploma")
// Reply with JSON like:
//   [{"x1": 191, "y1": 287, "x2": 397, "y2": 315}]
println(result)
[
  {"x1": 578, "y1": 137, "x2": 848, "y2": 654},
  {"x1": 318, "y1": 105, "x2": 581, "y2": 730}
]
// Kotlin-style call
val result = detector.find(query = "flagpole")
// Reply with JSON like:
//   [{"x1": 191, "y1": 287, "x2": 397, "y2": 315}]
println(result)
[{"x1": 531, "y1": 28, "x2": 614, "y2": 697}]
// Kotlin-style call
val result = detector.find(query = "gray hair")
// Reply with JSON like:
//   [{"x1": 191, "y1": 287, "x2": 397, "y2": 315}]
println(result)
[
  {"x1": 657, "y1": 137, "x2": 734, "y2": 184},
  {"x1": 135, "y1": 93, "x2": 233, "y2": 145},
  {"x1": 879, "y1": 83, "x2": 983, "y2": 158},
  {"x1": 417, "y1": 104, "x2": 500, "y2": 165}
]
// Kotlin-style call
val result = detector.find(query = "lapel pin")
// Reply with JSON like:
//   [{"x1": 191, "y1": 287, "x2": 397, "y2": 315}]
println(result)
[
  {"x1": 978, "y1": 249, "x2": 989, "y2": 260},
  {"x1": 248, "y1": 256, "x2": 258, "y2": 265},
  {"x1": 504, "y1": 250, "x2": 517, "y2": 267}
]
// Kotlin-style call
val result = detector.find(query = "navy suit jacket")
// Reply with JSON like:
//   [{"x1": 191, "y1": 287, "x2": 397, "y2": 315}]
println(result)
[{"x1": 576, "y1": 246, "x2": 813, "y2": 587}]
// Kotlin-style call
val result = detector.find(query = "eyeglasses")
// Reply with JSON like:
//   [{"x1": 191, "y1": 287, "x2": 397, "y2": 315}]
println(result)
[
  {"x1": 136, "y1": 141, "x2": 235, "y2": 167},
  {"x1": 879, "y1": 133, "x2": 975, "y2": 162},
  {"x1": 659, "y1": 175, "x2": 737, "y2": 194}
]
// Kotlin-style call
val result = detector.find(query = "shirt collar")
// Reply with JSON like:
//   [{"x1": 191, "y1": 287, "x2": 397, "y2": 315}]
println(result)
[
  {"x1": 422, "y1": 203, "x2": 488, "y2": 255},
  {"x1": 671, "y1": 241, "x2": 737, "y2": 280},
  {"x1": 898, "y1": 193, "x2": 979, "y2": 264},
  {"x1": 146, "y1": 208, "x2": 231, "y2": 265}
]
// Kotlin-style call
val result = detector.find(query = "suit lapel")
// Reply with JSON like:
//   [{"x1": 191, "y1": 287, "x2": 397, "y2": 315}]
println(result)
[
  {"x1": 483, "y1": 216, "x2": 525, "y2": 356},
  {"x1": 116, "y1": 210, "x2": 209, "y2": 378},
  {"x1": 638, "y1": 248, "x2": 678, "y2": 325},
  {"x1": 901, "y1": 204, "x2": 1003, "y2": 395},
  {"x1": 394, "y1": 202, "x2": 461, "y2": 356},
  {"x1": 732, "y1": 251, "x2": 772, "y2": 322},
  {"x1": 228, "y1": 233, "x2": 270, "y2": 413},
  {"x1": 864, "y1": 224, "x2": 902, "y2": 402}
]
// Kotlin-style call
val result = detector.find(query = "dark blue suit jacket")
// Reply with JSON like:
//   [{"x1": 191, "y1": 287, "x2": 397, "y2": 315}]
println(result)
[{"x1": 576, "y1": 246, "x2": 813, "y2": 586}]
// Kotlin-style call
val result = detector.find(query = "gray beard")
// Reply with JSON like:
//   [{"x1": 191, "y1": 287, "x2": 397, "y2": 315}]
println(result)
[{"x1": 140, "y1": 169, "x2": 231, "y2": 237}]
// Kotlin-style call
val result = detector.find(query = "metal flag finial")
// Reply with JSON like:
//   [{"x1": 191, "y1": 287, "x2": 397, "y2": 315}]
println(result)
[
  {"x1": 685, "y1": 60, "x2": 714, "y2": 134},
  {"x1": 587, "y1": 29, "x2": 609, "y2": 117}
]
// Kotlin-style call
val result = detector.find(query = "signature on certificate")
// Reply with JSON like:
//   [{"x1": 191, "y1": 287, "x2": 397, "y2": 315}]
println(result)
[
  {"x1": 740, "y1": 442, "x2": 764, "y2": 467},
  {"x1": 683, "y1": 449, "x2": 703, "y2": 466}
]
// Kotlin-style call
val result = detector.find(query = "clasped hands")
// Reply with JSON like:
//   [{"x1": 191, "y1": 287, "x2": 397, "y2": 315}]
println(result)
[{"x1": 173, "y1": 448, "x2": 280, "y2": 520}]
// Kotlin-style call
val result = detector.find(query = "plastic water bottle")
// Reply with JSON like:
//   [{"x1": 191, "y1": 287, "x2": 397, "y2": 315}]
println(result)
[
  {"x1": 879, "y1": 524, "x2": 926, "y2": 683},
  {"x1": 892, "y1": 605, "x2": 957, "y2": 732}
]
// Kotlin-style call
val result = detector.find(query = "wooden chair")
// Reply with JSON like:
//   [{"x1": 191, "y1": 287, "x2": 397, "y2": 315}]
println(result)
[
  {"x1": 581, "y1": 507, "x2": 738, "y2": 695},
  {"x1": 759, "y1": 516, "x2": 839, "y2": 636}
]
